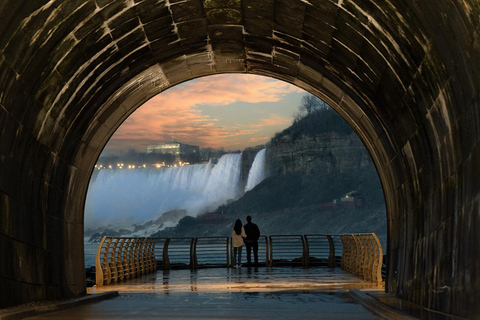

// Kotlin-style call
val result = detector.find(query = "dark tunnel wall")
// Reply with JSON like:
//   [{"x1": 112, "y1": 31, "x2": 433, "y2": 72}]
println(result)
[{"x1": 0, "y1": 0, "x2": 479, "y2": 317}]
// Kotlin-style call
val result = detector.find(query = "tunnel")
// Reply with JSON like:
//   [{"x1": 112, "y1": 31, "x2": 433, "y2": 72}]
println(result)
[{"x1": 0, "y1": 0, "x2": 479, "y2": 318}]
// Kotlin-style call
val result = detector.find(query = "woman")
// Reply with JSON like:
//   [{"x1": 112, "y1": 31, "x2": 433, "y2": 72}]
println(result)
[{"x1": 231, "y1": 219, "x2": 246, "y2": 268}]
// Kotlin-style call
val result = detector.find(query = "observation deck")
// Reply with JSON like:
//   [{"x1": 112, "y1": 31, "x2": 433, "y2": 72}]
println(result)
[
  {"x1": 27, "y1": 268, "x2": 391, "y2": 320},
  {"x1": 10, "y1": 234, "x2": 420, "y2": 319}
]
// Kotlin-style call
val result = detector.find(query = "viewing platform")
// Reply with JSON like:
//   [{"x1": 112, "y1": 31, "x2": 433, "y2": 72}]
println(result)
[
  {"x1": 88, "y1": 266, "x2": 383, "y2": 294},
  {"x1": 25, "y1": 268, "x2": 392, "y2": 320},
  {"x1": 8, "y1": 234, "x2": 420, "y2": 319}
]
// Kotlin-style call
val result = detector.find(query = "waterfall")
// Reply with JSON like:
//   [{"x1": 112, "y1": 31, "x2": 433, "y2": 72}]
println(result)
[
  {"x1": 245, "y1": 148, "x2": 267, "y2": 192},
  {"x1": 84, "y1": 153, "x2": 243, "y2": 228}
]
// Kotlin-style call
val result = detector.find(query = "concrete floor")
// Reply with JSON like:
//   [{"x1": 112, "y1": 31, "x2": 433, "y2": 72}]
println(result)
[{"x1": 28, "y1": 267, "x2": 387, "y2": 319}]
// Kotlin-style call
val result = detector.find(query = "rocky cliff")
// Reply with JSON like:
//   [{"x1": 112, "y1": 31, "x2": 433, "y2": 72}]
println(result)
[{"x1": 267, "y1": 132, "x2": 371, "y2": 176}]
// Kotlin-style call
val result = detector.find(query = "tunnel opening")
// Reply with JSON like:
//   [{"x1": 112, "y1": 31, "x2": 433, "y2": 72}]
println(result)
[{"x1": 82, "y1": 74, "x2": 388, "y2": 284}]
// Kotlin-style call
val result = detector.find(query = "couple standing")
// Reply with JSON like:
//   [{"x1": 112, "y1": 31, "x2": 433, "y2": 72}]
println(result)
[{"x1": 231, "y1": 216, "x2": 260, "y2": 268}]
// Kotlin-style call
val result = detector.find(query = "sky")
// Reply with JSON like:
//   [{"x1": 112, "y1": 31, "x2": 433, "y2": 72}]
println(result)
[{"x1": 102, "y1": 74, "x2": 305, "y2": 155}]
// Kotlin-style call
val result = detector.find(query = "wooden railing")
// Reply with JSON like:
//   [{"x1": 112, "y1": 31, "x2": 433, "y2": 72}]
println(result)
[
  {"x1": 94, "y1": 233, "x2": 383, "y2": 285},
  {"x1": 95, "y1": 236, "x2": 157, "y2": 286},
  {"x1": 340, "y1": 233, "x2": 383, "y2": 283}
]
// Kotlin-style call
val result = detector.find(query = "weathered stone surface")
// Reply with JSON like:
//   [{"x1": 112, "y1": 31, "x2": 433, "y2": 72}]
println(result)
[
  {"x1": 0, "y1": 0, "x2": 479, "y2": 318},
  {"x1": 268, "y1": 133, "x2": 372, "y2": 176}
]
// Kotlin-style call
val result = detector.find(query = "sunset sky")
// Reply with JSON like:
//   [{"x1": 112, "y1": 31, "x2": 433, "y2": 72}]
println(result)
[{"x1": 102, "y1": 74, "x2": 305, "y2": 154}]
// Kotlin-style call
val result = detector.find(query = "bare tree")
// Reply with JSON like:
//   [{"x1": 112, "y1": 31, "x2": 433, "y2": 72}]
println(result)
[{"x1": 295, "y1": 94, "x2": 329, "y2": 121}]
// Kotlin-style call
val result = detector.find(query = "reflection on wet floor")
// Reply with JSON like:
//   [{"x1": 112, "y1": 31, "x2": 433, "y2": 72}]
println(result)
[{"x1": 88, "y1": 266, "x2": 383, "y2": 294}]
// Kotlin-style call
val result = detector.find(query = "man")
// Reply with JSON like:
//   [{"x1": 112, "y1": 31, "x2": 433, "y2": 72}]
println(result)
[{"x1": 243, "y1": 215, "x2": 261, "y2": 267}]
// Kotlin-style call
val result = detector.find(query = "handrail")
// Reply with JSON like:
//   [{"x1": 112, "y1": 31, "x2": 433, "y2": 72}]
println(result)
[
  {"x1": 230, "y1": 235, "x2": 269, "y2": 267},
  {"x1": 268, "y1": 235, "x2": 306, "y2": 267},
  {"x1": 163, "y1": 237, "x2": 193, "y2": 269},
  {"x1": 95, "y1": 236, "x2": 157, "y2": 286},
  {"x1": 340, "y1": 233, "x2": 383, "y2": 283},
  {"x1": 195, "y1": 237, "x2": 229, "y2": 268},
  {"x1": 94, "y1": 233, "x2": 383, "y2": 285},
  {"x1": 304, "y1": 234, "x2": 336, "y2": 267}
]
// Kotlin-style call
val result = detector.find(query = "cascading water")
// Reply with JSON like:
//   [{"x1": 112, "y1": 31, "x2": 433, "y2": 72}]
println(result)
[
  {"x1": 245, "y1": 148, "x2": 267, "y2": 192},
  {"x1": 84, "y1": 153, "x2": 243, "y2": 229}
]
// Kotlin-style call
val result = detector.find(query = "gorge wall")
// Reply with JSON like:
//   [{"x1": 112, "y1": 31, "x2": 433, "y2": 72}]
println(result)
[{"x1": 267, "y1": 132, "x2": 372, "y2": 176}]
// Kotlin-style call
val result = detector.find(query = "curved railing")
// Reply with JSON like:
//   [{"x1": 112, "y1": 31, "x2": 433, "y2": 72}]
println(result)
[
  {"x1": 230, "y1": 236, "x2": 269, "y2": 267},
  {"x1": 94, "y1": 233, "x2": 383, "y2": 285},
  {"x1": 304, "y1": 234, "x2": 336, "y2": 267},
  {"x1": 340, "y1": 233, "x2": 383, "y2": 283},
  {"x1": 95, "y1": 236, "x2": 157, "y2": 286},
  {"x1": 268, "y1": 235, "x2": 306, "y2": 266}
]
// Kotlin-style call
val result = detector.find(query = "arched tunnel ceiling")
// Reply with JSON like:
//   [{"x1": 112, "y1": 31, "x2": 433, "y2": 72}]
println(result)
[{"x1": 0, "y1": 0, "x2": 479, "y2": 317}]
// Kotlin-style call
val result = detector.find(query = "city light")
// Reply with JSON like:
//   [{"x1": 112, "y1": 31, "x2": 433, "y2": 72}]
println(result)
[{"x1": 94, "y1": 161, "x2": 193, "y2": 170}]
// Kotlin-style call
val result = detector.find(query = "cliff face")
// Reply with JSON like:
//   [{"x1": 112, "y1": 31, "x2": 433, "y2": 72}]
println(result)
[{"x1": 267, "y1": 132, "x2": 372, "y2": 176}]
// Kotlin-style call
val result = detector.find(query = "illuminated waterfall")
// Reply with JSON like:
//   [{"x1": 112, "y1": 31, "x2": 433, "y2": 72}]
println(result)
[
  {"x1": 245, "y1": 148, "x2": 267, "y2": 192},
  {"x1": 85, "y1": 153, "x2": 243, "y2": 228}
]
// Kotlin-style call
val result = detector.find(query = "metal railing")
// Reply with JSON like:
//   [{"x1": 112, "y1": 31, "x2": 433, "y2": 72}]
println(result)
[
  {"x1": 340, "y1": 233, "x2": 383, "y2": 283},
  {"x1": 195, "y1": 237, "x2": 230, "y2": 268},
  {"x1": 230, "y1": 236, "x2": 269, "y2": 267},
  {"x1": 268, "y1": 235, "x2": 306, "y2": 266},
  {"x1": 94, "y1": 233, "x2": 383, "y2": 285},
  {"x1": 304, "y1": 234, "x2": 335, "y2": 267},
  {"x1": 95, "y1": 236, "x2": 157, "y2": 286}
]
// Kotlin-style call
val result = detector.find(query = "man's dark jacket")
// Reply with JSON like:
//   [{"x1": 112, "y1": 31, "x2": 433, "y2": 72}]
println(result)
[{"x1": 244, "y1": 222, "x2": 260, "y2": 242}]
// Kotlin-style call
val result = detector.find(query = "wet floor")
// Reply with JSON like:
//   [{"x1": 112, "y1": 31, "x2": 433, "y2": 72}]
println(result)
[
  {"x1": 29, "y1": 267, "x2": 386, "y2": 319},
  {"x1": 88, "y1": 266, "x2": 383, "y2": 294}
]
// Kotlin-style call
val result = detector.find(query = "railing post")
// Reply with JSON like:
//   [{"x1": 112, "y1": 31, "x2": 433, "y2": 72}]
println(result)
[
  {"x1": 95, "y1": 236, "x2": 107, "y2": 286},
  {"x1": 104, "y1": 237, "x2": 113, "y2": 284},
  {"x1": 148, "y1": 238, "x2": 157, "y2": 273},
  {"x1": 365, "y1": 235, "x2": 374, "y2": 280},
  {"x1": 226, "y1": 237, "x2": 230, "y2": 268},
  {"x1": 110, "y1": 238, "x2": 120, "y2": 283},
  {"x1": 140, "y1": 238, "x2": 147, "y2": 275},
  {"x1": 269, "y1": 236, "x2": 273, "y2": 266},
  {"x1": 144, "y1": 239, "x2": 151, "y2": 273},
  {"x1": 327, "y1": 235, "x2": 335, "y2": 268},
  {"x1": 350, "y1": 235, "x2": 359, "y2": 274},
  {"x1": 191, "y1": 238, "x2": 198, "y2": 269},
  {"x1": 117, "y1": 238, "x2": 126, "y2": 282},
  {"x1": 340, "y1": 235, "x2": 346, "y2": 271},
  {"x1": 134, "y1": 238, "x2": 142, "y2": 277},
  {"x1": 264, "y1": 236, "x2": 269, "y2": 267},
  {"x1": 128, "y1": 238, "x2": 135, "y2": 278},
  {"x1": 302, "y1": 235, "x2": 309, "y2": 267},
  {"x1": 153, "y1": 238, "x2": 158, "y2": 272},
  {"x1": 371, "y1": 233, "x2": 383, "y2": 283},
  {"x1": 353, "y1": 234, "x2": 363, "y2": 276},
  {"x1": 163, "y1": 238, "x2": 171, "y2": 270}
]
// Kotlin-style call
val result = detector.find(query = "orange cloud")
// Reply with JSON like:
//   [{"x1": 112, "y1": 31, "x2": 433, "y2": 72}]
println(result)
[
  {"x1": 250, "y1": 114, "x2": 292, "y2": 128},
  {"x1": 106, "y1": 74, "x2": 301, "y2": 152},
  {"x1": 248, "y1": 136, "x2": 271, "y2": 143}
]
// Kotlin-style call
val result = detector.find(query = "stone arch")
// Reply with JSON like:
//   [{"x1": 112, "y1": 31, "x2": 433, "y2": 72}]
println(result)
[{"x1": 0, "y1": 0, "x2": 479, "y2": 318}]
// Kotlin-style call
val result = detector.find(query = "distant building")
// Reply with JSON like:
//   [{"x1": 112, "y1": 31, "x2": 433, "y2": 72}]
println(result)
[
  {"x1": 334, "y1": 191, "x2": 366, "y2": 208},
  {"x1": 147, "y1": 141, "x2": 199, "y2": 161}
]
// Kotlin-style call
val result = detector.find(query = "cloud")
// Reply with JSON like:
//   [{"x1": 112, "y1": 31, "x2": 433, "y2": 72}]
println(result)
[
  {"x1": 106, "y1": 74, "x2": 301, "y2": 152},
  {"x1": 250, "y1": 114, "x2": 292, "y2": 128},
  {"x1": 248, "y1": 136, "x2": 271, "y2": 143}
]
